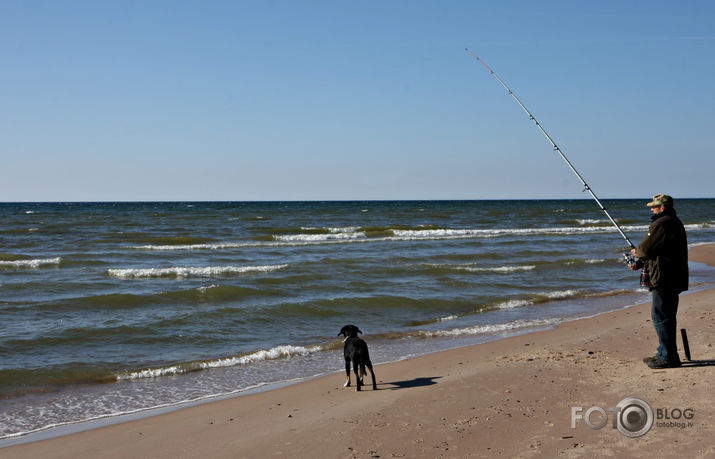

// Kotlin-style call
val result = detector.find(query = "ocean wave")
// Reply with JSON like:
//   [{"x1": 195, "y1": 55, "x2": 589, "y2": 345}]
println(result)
[
  {"x1": 200, "y1": 345, "x2": 322, "y2": 368},
  {"x1": 392, "y1": 225, "x2": 651, "y2": 240},
  {"x1": 543, "y1": 289, "x2": 581, "y2": 299},
  {"x1": 128, "y1": 222, "x2": 713, "y2": 251},
  {"x1": 274, "y1": 232, "x2": 366, "y2": 242},
  {"x1": 0, "y1": 257, "x2": 61, "y2": 269},
  {"x1": 462, "y1": 265, "x2": 536, "y2": 273},
  {"x1": 108, "y1": 264, "x2": 288, "y2": 278},
  {"x1": 125, "y1": 236, "x2": 217, "y2": 246},
  {"x1": 25, "y1": 284, "x2": 276, "y2": 313},
  {"x1": 491, "y1": 289, "x2": 581, "y2": 310},
  {"x1": 391, "y1": 222, "x2": 710, "y2": 240},
  {"x1": 494, "y1": 299, "x2": 533, "y2": 309},
  {"x1": 438, "y1": 315, "x2": 458, "y2": 322},
  {"x1": 424, "y1": 318, "x2": 561, "y2": 337},
  {"x1": 576, "y1": 219, "x2": 607, "y2": 225},
  {"x1": 422, "y1": 262, "x2": 536, "y2": 273},
  {"x1": 131, "y1": 242, "x2": 249, "y2": 250},
  {"x1": 116, "y1": 345, "x2": 322, "y2": 381},
  {"x1": 565, "y1": 258, "x2": 607, "y2": 266},
  {"x1": 300, "y1": 226, "x2": 360, "y2": 233}
]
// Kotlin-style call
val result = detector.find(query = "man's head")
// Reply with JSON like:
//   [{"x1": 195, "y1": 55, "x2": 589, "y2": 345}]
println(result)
[{"x1": 647, "y1": 194, "x2": 673, "y2": 214}]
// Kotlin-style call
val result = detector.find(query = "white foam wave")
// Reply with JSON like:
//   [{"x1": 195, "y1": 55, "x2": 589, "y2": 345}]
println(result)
[
  {"x1": 422, "y1": 263, "x2": 535, "y2": 273},
  {"x1": 438, "y1": 315, "x2": 459, "y2": 322},
  {"x1": 116, "y1": 365, "x2": 185, "y2": 380},
  {"x1": 492, "y1": 290, "x2": 581, "y2": 310},
  {"x1": 132, "y1": 237, "x2": 364, "y2": 250},
  {"x1": 0, "y1": 257, "x2": 61, "y2": 268},
  {"x1": 684, "y1": 223, "x2": 713, "y2": 230},
  {"x1": 274, "y1": 232, "x2": 366, "y2": 242},
  {"x1": 200, "y1": 345, "x2": 322, "y2": 369},
  {"x1": 125, "y1": 221, "x2": 715, "y2": 251},
  {"x1": 544, "y1": 289, "x2": 580, "y2": 299},
  {"x1": 116, "y1": 345, "x2": 322, "y2": 381},
  {"x1": 425, "y1": 318, "x2": 561, "y2": 337},
  {"x1": 131, "y1": 242, "x2": 249, "y2": 250},
  {"x1": 494, "y1": 299, "x2": 533, "y2": 309},
  {"x1": 576, "y1": 219, "x2": 606, "y2": 225},
  {"x1": 392, "y1": 225, "x2": 644, "y2": 240},
  {"x1": 108, "y1": 264, "x2": 288, "y2": 278},
  {"x1": 301, "y1": 226, "x2": 359, "y2": 233},
  {"x1": 463, "y1": 265, "x2": 536, "y2": 273}
]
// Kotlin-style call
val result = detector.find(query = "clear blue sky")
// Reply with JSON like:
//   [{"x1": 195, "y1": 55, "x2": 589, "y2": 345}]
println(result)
[{"x1": 2, "y1": 1, "x2": 713, "y2": 201}]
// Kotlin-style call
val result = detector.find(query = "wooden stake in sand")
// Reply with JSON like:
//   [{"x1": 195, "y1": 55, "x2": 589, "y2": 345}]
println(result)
[{"x1": 680, "y1": 328, "x2": 692, "y2": 361}]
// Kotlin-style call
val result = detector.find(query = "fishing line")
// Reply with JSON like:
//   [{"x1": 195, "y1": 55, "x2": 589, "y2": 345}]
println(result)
[{"x1": 466, "y1": 48, "x2": 635, "y2": 249}]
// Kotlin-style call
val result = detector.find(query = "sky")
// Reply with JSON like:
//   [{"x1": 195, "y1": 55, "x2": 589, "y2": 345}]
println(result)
[{"x1": 1, "y1": 1, "x2": 714, "y2": 201}]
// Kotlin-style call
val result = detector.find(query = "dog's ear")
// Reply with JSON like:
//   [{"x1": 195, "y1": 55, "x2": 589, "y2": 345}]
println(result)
[{"x1": 357, "y1": 327, "x2": 363, "y2": 334}]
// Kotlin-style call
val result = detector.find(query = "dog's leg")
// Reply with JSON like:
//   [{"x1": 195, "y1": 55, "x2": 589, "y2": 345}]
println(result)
[
  {"x1": 344, "y1": 359, "x2": 351, "y2": 387},
  {"x1": 366, "y1": 361, "x2": 377, "y2": 390},
  {"x1": 353, "y1": 358, "x2": 362, "y2": 391}
]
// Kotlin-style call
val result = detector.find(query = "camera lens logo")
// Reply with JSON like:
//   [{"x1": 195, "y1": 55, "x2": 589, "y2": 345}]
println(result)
[{"x1": 615, "y1": 397, "x2": 654, "y2": 437}]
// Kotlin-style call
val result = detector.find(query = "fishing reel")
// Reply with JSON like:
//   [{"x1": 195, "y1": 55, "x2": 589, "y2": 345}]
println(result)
[{"x1": 623, "y1": 252, "x2": 637, "y2": 267}]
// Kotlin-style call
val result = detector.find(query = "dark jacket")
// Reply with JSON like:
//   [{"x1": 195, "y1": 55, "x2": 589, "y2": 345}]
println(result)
[{"x1": 635, "y1": 209, "x2": 689, "y2": 292}]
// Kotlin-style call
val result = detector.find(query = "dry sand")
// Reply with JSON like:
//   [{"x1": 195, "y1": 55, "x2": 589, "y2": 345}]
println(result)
[{"x1": 3, "y1": 244, "x2": 714, "y2": 458}]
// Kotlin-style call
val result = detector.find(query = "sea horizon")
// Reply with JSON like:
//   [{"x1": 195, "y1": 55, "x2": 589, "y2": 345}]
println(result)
[{"x1": 3, "y1": 197, "x2": 714, "y2": 204}]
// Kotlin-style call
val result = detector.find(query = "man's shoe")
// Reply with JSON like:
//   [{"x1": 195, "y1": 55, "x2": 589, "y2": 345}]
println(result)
[
  {"x1": 642, "y1": 356, "x2": 657, "y2": 364},
  {"x1": 646, "y1": 357, "x2": 682, "y2": 369}
]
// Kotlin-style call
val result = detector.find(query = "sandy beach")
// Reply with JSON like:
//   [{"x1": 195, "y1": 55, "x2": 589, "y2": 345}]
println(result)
[{"x1": 2, "y1": 243, "x2": 713, "y2": 458}]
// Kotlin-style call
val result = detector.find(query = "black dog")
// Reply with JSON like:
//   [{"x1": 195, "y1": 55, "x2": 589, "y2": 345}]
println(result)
[{"x1": 338, "y1": 325, "x2": 377, "y2": 391}]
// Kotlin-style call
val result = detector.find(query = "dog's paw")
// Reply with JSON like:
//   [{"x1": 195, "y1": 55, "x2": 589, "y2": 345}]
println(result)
[{"x1": 344, "y1": 380, "x2": 351, "y2": 387}]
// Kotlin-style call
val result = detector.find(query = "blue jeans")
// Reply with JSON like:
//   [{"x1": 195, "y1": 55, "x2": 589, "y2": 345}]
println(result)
[{"x1": 651, "y1": 289, "x2": 680, "y2": 362}]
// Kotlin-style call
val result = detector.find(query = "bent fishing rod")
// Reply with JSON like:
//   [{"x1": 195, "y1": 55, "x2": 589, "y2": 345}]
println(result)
[{"x1": 466, "y1": 48, "x2": 635, "y2": 250}]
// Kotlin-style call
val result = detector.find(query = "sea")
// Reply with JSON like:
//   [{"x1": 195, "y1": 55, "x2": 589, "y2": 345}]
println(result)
[{"x1": 1, "y1": 199, "x2": 713, "y2": 442}]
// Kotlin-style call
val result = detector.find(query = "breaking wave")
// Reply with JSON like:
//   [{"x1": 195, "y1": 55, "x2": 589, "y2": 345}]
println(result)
[
  {"x1": 126, "y1": 222, "x2": 715, "y2": 251},
  {"x1": 274, "y1": 232, "x2": 366, "y2": 242},
  {"x1": 116, "y1": 345, "x2": 322, "y2": 381},
  {"x1": 423, "y1": 318, "x2": 562, "y2": 337},
  {"x1": 108, "y1": 264, "x2": 288, "y2": 278},
  {"x1": 0, "y1": 257, "x2": 62, "y2": 269}
]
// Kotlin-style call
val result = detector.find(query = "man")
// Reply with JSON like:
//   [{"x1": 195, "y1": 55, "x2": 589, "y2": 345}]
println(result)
[{"x1": 630, "y1": 194, "x2": 688, "y2": 369}]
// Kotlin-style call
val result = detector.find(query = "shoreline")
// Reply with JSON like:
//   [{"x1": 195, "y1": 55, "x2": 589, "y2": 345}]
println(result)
[{"x1": 2, "y1": 243, "x2": 713, "y2": 458}]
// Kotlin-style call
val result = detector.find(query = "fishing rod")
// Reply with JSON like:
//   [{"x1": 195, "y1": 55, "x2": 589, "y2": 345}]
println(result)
[{"x1": 465, "y1": 48, "x2": 635, "y2": 250}]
